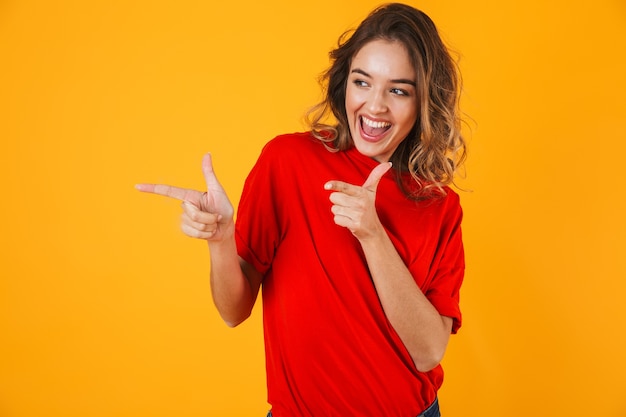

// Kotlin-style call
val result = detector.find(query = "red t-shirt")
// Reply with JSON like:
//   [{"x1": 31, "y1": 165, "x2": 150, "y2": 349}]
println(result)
[{"x1": 235, "y1": 132, "x2": 464, "y2": 417}]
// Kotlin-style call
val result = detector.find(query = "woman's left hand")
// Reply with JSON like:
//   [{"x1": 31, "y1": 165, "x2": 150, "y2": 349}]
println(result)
[{"x1": 324, "y1": 162, "x2": 392, "y2": 240}]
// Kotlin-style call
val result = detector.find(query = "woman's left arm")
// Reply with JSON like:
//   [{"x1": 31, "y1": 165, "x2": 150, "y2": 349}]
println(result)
[
  {"x1": 325, "y1": 162, "x2": 453, "y2": 372},
  {"x1": 359, "y1": 231, "x2": 453, "y2": 372}
]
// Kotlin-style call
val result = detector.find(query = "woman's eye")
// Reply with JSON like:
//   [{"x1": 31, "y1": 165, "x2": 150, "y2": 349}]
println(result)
[
  {"x1": 353, "y1": 79, "x2": 369, "y2": 87},
  {"x1": 390, "y1": 87, "x2": 409, "y2": 96}
]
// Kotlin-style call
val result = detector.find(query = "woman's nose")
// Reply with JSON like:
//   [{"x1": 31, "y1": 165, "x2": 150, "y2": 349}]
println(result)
[{"x1": 366, "y1": 89, "x2": 388, "y2": 114}]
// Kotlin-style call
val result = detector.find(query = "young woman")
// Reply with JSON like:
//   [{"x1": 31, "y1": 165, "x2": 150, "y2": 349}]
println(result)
[{"x1": 137, "y1": 4, "x2": 467, "y2": 416}]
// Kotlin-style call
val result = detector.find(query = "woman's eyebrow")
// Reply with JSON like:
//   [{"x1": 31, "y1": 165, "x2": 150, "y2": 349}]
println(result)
[
  {"x1": 351, "y1": 68, "x2": 371, "y2": 77},
  {"x1": 350, "y1": 68, "x2": 416, "y2": 87}
]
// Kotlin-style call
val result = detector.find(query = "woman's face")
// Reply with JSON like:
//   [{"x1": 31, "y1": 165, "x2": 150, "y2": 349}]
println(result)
[{"x1": 345, "y1": 39, "x2": 419, "y2": 162}]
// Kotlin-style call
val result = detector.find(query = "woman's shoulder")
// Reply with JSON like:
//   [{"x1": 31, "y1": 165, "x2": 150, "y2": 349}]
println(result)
[
  {"x1": 398, "y1": 173, "x2": 461, "y2": 205},
  {"x1": 264, "y1": 131, "x2": 318, "y2": 148},
  {"x1": 441, "y1": 186, "x2": 460, "y2": 204},
  {"x1": 429, "y1": 186, "x2": 461, "y2": 209},
  {"x1": 398, "y1": 183, "x2": 463, "y2": 222},
  {"x1": 435, "y1": 186, "x2": 463, "y2": 221},
  {"x1": 260, "y1": 131, "x2": 327, "y2": 158}
]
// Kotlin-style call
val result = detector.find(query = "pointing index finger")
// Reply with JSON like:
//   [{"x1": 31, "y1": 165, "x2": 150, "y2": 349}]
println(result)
[
  {"x1": 324, "y1": 161, "x2": 392, "y2": 195},
  {"x1": 135, "y1": 183, "x2": 203, "y2": 202},
  {"x1": 324, "y1": 180, "x2": 359, "y2": 195}
]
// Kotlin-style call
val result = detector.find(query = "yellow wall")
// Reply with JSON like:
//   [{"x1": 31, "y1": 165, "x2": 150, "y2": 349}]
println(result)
[{"x1": 1, "y1": 0, "x2": 625, "y2": 416}]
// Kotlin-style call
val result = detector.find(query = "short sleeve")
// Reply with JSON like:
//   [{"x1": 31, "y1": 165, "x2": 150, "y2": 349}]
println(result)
[
  {"x1": 235, "y1": 140, "x2": 285, "y2": 276},
  {"x1": 424, "y1": 192, "x2": 465, "y2": 334}
]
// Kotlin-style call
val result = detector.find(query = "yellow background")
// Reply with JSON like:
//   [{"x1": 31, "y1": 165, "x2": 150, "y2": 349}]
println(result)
[{"x1": 1, "y1": 0, "x2": 625, "y2": 416}]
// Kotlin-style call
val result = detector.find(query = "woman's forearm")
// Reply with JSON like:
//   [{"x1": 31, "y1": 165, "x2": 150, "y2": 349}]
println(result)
[
  {"x1": 360, "y1": 232, "x2": 452, "y2": 372},
  {"x1": 208, "y1": 232, "x2": 262, "y2": 327}
]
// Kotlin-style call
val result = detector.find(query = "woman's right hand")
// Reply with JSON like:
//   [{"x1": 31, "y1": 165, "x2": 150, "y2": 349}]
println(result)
[{"x1": 135, "y1": 153, "x2": 234, "y2": 241}]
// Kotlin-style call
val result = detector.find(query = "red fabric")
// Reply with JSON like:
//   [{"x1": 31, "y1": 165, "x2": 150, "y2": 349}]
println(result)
[{"x1": 235, "y1": 132, "x2": 464, "y2": 417}]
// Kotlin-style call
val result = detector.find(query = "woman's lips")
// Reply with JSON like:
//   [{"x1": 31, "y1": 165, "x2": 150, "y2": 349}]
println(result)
[{"x1": 360, "y1": 116, "x2": 391, "y2": 142}]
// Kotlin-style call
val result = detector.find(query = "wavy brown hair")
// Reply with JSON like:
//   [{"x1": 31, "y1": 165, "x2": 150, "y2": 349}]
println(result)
[{"x1": 307, "y1": 3, "x2": 466, "y2": 199}]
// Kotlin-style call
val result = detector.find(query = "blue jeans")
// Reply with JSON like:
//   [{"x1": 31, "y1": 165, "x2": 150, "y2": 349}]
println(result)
[
  {"x1": 266, "y1": 398, "x2": 440, "y2": 417},
  {"x1": 418, "y1": 397, "x2": 440, "y2": 417}
]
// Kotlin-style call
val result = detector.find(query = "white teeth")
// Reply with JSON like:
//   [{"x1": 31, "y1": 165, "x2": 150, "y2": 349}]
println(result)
[{"x1": 362, "y1": 117, "x2": 391, "y2": 129}]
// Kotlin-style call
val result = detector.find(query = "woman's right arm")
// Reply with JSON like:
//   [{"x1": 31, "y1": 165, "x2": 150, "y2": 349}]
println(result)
[
  {"x1": 136, "y1": 153, "x2": 262, "y2": 327},
  {"x1": 209, "y1": 235, "x2": 263, "y2": 327}
]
